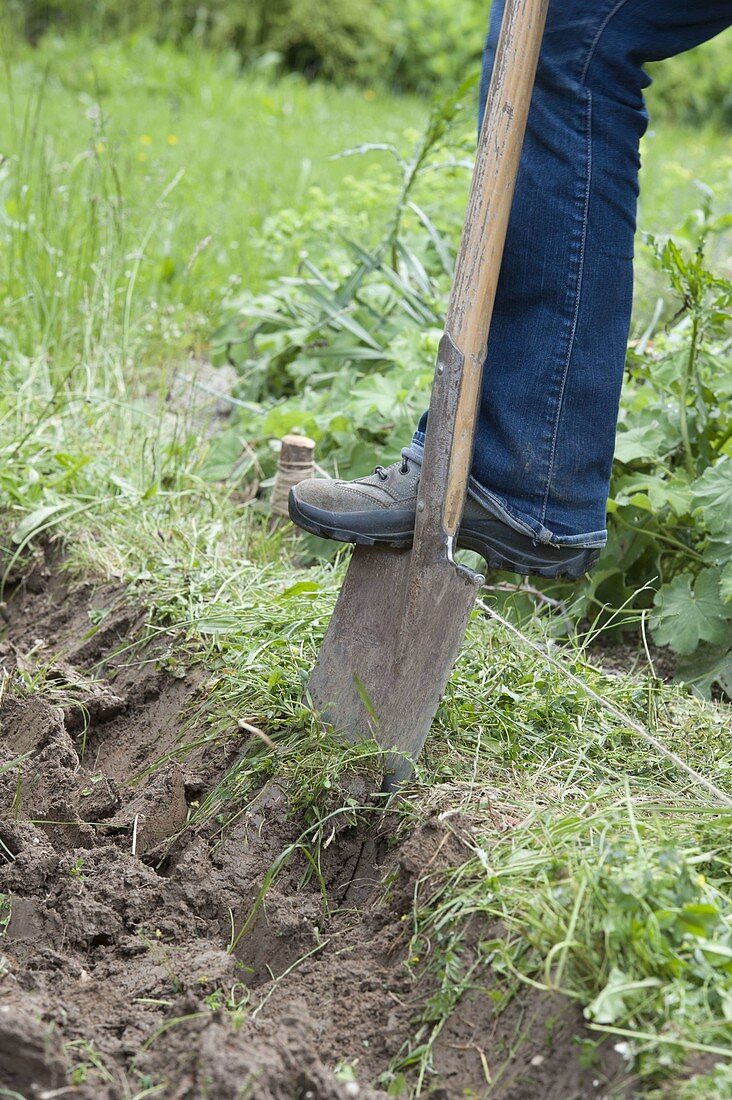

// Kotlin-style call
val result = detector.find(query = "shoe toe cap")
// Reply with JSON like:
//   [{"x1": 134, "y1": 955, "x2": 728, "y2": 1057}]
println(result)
[
  {"x1": 291, "y1": 476, "x2": 366, "y2": 514},
  {"x1": 291, "y1": 477, "x2": 333, "y2": 510}
]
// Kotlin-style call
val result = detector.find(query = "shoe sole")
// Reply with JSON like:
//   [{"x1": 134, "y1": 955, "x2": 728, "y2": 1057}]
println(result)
[
  {"x1": 288, "y1": 492, "x2": 598, "y2": 580},
  {"x1": 288, "y1": 494, "x2": 414, "y2": 549},
  {"x1": 457, "y1": 530, "x2": 598, "y2": 580}
]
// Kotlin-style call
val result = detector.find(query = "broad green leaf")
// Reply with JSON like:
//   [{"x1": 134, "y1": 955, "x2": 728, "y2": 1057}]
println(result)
[
  {"x1": 691, "y1": 458, "x2": 732, "y2": 536},
  {"x1": 279, "y1": 580, "x2": 321, "y2": 599},
  {"x1": 627, "y1": 493, "x2": 654, "y2": 512},
  {"x1": 677, "y1": 642, "x2": 732, "y2": 700},
  {"x1": 614, "y1": 421, "x2": 668, "y2": 464},
  {"x1": 722, "y1": 562, "x2": 732, "y2": 604},
  {"x1": 12, "y1": 502, "x2": 69, "y2": 545},
  {"x1": 348, "y1": 374, "x2": 408, "y2": 419},
  {"x1": 584, "y1": 967, "x2": 661, "y2": 1025},
  {"x1": 387, "y1": 1072, "x2": 409, "y2": 1097},
  {"x1": 262, "y1": 405, "x2": 320, "y2": 440},
  {"x1": 651, "y1": 569, "x2": 732, "y2": 655},
  {"x1": 698, "y1": 943, "x2": 732, "y2": 972},
  {"x1": 612, "y1": 473, "x2": 692, "y2": 517},
  {"x1": 698, "y1": 942, "x2": 732, "y2": 960},
  {"x1": 679, "y1": 903, "x2": 721, "y2": 936},
  {"x1": 702, "y1": 533, "x2": 732, "y2": 567}
]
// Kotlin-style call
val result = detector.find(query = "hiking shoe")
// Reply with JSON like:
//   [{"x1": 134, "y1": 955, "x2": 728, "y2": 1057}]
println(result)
[
  {"x1": 289, "y1": 452, "x2": 420, "y2": 549},
  {"x1": 288, "y1": 452, "x2": 599, "y2": 579},
  {"x1": 457, "y1": 497, "x2": 600, "y2": 579}
]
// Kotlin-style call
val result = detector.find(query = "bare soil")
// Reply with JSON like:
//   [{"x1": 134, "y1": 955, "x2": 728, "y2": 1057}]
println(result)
[{"x1": 0, "y1": 553, "x2": 627, "y2": 1099}]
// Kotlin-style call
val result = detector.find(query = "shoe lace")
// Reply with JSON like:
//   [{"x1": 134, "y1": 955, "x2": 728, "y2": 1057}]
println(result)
[{"x1": 374, "y1": 455, "x2": 410, "y2": 481}]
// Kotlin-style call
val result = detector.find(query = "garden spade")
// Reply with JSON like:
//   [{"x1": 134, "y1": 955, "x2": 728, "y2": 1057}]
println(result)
[{"x1": 309, "y1": 0, "x2": 549, "y2": 785}]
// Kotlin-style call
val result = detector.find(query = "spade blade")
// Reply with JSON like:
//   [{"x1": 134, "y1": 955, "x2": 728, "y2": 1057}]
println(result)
[{"x1": 309, "y1": 542, "x2": 482, "y2": 784}]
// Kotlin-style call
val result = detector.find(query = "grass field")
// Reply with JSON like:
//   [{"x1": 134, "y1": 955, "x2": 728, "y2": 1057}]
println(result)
[
  {"x1": 1, "y1": 32, "x2": 731, "y2": 1100},
  {"x1": 2, "y1": 34, "x2": 729, "y2": 338}
]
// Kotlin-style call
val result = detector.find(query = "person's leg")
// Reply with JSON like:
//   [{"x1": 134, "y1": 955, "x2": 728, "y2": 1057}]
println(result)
[
  {"x1": 290, "y1": 0, "x2": 732, "y2": 576},
  {"x1": 464, "y1": 0, "x2": 732, "y2": 547}
]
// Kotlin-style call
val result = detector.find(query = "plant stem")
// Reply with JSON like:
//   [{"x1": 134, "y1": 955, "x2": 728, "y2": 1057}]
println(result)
[
  {"x1": 612, "y1": 513, "x2": 705, "y2": 563},
  {"x1": 678, "y1": 312, "x2": 699, "y2": 478}
]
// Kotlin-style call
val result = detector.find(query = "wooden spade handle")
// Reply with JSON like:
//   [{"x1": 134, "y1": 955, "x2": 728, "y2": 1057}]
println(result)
[{"x1": 416, "y1": 0, "x2": 549, "y2": 544}]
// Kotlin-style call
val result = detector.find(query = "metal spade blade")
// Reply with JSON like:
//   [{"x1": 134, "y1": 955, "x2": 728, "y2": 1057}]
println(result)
[
  {"x1": 309, "y1": 334, "x2": 483, "y2": 783},
  {"x1": 309, "y1": 542, "x2": 482, "y2": 785}
]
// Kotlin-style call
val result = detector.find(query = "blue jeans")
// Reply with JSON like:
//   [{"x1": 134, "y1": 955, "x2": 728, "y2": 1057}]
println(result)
[{"x1": 415, "y1": 0, "x2": 732, "y2": 548}]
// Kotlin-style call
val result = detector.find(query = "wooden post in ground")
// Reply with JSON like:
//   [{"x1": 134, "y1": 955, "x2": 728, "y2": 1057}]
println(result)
[{"x1": 270, "y1": 434, "x2": 316, "y2": 519}]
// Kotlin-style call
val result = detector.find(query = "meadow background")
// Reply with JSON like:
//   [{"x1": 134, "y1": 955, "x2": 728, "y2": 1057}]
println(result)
[{"x1": 1, "y1": 2, "x2": 732, "y2": 1095}]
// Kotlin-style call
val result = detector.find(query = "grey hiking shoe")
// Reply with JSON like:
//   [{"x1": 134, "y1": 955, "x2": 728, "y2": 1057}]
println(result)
[
  {"x1": 289, "y1": 451, "x2": 420, "y2": 548},
  {"x1": 288, "y1": 450, "x2": 599, "y2": 580}
]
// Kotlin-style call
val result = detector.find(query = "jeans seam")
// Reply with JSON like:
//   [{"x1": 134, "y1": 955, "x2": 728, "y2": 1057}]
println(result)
[
  {"x1": 579, "y1": 0, "x2": 635, "y2": 85},
  {"x1": 540, "y1": 87, "x2": 593, "y2": 528}
]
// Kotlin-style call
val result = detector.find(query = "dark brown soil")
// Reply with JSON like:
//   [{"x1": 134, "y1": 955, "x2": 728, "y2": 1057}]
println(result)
[
  {"x1": 587, "y1": 635, "x2": 677, "y2": 684},
  {"x1": 0, "y1": 554, "x2": 628, "y2": 1099}
]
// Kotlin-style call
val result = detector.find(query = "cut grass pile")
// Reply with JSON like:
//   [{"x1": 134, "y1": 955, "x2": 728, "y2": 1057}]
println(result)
[{"x1": 1, "y1": 30, "x2": 732, "y2": 1098}]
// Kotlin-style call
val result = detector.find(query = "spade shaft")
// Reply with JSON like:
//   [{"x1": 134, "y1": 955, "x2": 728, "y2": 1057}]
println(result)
[
  {"x1": 309, "y1": 0, "x2": 549, "y2": 784},
  {"x1": 423, "y1": 0, "x2": 549, "y2": 544}
]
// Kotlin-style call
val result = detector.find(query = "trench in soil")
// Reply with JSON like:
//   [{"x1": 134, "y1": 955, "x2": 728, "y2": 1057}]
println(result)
[{"x1": 0, "y1": 553, "x2": 627, "y2": 1099}]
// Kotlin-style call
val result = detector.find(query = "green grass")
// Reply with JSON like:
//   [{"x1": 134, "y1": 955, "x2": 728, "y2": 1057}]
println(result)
[
  {"x1": 634, "y1": 125, "x2": 732, "y2": 321},
  {"x1": 1, "y1": 30, "x2": 732, "y2": 1099},
  {"x1": 0, "y1": 34, "x2": 425, "y2": 333},
  {"x1": 2, "y1": 32, "x2": 728, "y2": 350}
]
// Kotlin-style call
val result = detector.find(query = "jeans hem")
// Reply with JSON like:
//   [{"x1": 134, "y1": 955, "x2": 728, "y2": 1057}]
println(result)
[{"x1": 408, "y1": 435, "x2": 607, "y2": 549}]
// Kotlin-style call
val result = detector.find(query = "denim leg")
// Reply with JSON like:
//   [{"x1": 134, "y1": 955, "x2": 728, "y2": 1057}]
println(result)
[{"x1": 448, "y1": 0, "x2": 732, "y2": 547}]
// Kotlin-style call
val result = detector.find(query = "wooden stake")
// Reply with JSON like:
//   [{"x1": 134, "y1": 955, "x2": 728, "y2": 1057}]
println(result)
[{"x1": 271, "y1": 434, "x2": 316, "y2": 517}]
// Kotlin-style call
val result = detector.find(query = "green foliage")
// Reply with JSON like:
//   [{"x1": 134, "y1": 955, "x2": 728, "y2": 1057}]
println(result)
[
  {"x1": 646, "y1": 34, "x2": 732, "y2": 129},
  {"x1": 588, "y1": 201, "x2": 732, "y2": 693},
  {"x1": 381, "y1": 0, "x2": 486, "y2": 94},
  {"x1": 7, "y1": 0, "x2": 732, "y2": 130},
  {"x1": 412, "y1": 803, "x2": 732, "y2": 1088},
  {"x1": 651, "y1": 571, "x2": 731, "y2": 656},
  {"x1": 215, "y1": 92, "x2": 732, "y2": 691},
  {"x1": 646, "y1": 1063, "x2": 732, "y2": 1100},
  {"x1": 212, "y1": 81, "x2": 474, "y2": 482},
  {"x1": 265, "y1": 0, "x2": 392, "y2": 85},
  {"x1": 5, "y1": 0, "x2": 486, "y2": 91},
  {"x1": 0, "y1": 33, "x2": 425, "y2": 370}
]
